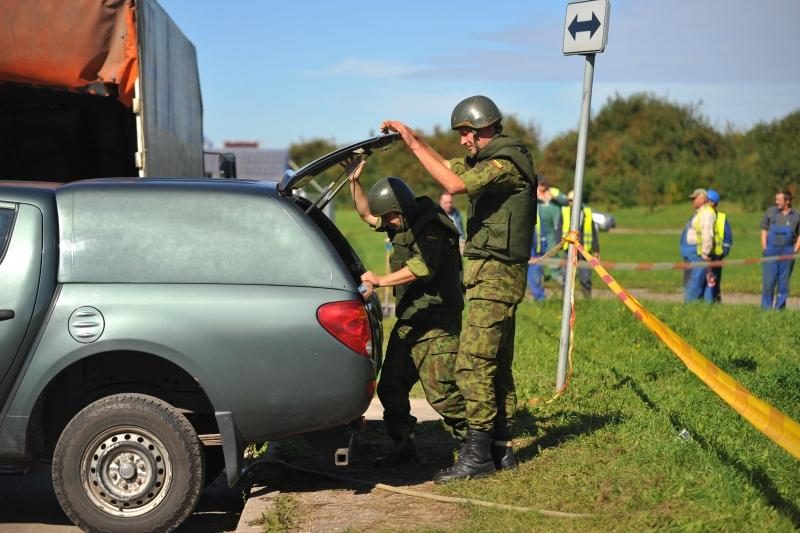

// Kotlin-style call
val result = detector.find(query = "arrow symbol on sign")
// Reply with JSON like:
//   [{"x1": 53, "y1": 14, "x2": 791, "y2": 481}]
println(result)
[{"x1": 568, "y1": 12, "x2": 601, "y2": 39}]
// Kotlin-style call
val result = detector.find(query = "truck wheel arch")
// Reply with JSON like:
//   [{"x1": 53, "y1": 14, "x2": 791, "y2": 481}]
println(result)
[{"x1": 30, "y1": 350, "x2": 220, "y2": 460}]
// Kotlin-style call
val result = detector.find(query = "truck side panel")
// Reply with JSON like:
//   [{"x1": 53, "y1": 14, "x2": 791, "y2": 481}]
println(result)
[
  {"x1": 0, "y1": 0, "x2": 204, "y2": 181},
  {"x1": 0, "y1": 284, "x2": 375, "y2": 456},
  {"x1": 138, "y1": 0, "x2": 205, "y2": 177}
]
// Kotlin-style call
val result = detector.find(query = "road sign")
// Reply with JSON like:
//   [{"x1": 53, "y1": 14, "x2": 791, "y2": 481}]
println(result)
[
  {"x1": 563, "y1": 0, "x2": 610, "y2": 55},
  {"x1": 556, "y1": 0, "x2": 611, "y2": 392}
]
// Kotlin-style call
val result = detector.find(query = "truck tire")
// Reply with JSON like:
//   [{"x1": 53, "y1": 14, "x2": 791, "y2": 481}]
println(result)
[{"x1": 52, "y1": 393, "x2": 204, "y2": 533}]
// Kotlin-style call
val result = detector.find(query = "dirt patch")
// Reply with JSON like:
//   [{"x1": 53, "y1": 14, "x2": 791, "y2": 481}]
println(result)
[{"x1": 247, "y1": 420, "x2": 467, "y2": 532}]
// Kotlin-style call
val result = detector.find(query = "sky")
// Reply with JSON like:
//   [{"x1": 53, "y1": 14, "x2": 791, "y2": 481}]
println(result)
[{"x1": 158, "y1": 0, "x2": 800, "y2": 149}]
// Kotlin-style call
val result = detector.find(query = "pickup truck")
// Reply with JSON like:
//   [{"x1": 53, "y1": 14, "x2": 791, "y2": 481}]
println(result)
[{"x1": 0, "y1": 135, "x2": 395, "y2": 532}]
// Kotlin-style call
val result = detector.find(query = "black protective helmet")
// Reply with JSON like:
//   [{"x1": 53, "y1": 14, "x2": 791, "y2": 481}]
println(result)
[
  {"x1": 368, "y1": 176, "x2": 416, "y2": 217},
  {"x1": 451, "y1": 95, "x2": 502, "y2": 130}
]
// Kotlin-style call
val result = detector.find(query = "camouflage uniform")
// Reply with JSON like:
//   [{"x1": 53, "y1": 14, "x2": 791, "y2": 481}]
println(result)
[
  {"x1": 375, "y1": 197, "x2": 467, "y2": 443},
  {"x1": 449, "y1": 135, "x2": 536, "y2": 436}
]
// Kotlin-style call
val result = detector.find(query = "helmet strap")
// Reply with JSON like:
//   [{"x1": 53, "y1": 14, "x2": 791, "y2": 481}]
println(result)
[{"x1": 398, "y1": 214, "x2": 409, "y2": 232}]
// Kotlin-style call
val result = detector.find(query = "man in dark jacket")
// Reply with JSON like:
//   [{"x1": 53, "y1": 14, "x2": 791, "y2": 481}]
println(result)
[{"x1": 348, "y1": 161, "x2": 467, "y2": 466}]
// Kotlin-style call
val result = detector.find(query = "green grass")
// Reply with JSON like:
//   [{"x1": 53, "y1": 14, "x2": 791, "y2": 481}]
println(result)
[
  {"x1": 600, "y1": 231, "x2": 764, "y2": 293},
  {"x1": 609, "y1": 202, "x2": 763, "y2": 231},
  {"x1": 334, "y1": 204, "x2": 799, "y2": 529},
  {"x1": 334, "y1": 204, "x2": 786, "y2": 295},
  {"x1": 600, "y1": 202, "x2": 767, "y2": 293},
  {"x1": 250, "y1": 494, "x2": 300, "y2": 532},
  {"x1": 435, "y1": 299, "x2": 800, "y2": 531},
  {"x1": 334, "y1": 208, "x2": 389, "y2": 276}
]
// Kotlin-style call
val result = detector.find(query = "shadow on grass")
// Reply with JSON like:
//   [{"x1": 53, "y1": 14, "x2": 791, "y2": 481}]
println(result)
[
  {"x1": 246, "y1": 419, "x2": 462, "y2": 494},
  {"x1": 612, "y1": 368, "x2": 800, "y2": 528},
  {"x1": 251, "y1": 409, "x2": 624, "y2": 494},
  {"x1": 514, "y1": 408, "x2": 625, "y2": 462}
]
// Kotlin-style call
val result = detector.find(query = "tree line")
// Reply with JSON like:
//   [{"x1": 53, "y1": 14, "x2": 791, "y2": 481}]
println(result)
[{"x1": 290, "y1": 93, "x2": 799, "y2": 210}]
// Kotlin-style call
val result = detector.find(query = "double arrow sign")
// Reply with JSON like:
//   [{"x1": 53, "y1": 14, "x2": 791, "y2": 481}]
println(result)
[
  {"x1": 563, "y1": 0, "x2": 609, "y2": 55},
  {"x1": 568, "y1": 12, "x2": 601, "y2": 40}
]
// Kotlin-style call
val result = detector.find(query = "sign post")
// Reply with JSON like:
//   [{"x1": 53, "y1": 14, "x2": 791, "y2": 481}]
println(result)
[{"x1": 556, "y1": 0, "x2": 610, "y2": 392}]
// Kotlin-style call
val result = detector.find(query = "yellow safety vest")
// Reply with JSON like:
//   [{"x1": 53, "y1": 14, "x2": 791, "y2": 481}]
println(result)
[
  {"x1": 561, "y1": 206, "x2": 594, "y2": 253},
  {"x1": 713, "y1": 211, "x2": 726, "y2": 257},
  {"x1": 691, "y1": 204, "x2": 716, "y2": 255},
  {"x1": 533, "y1": 212, "x2": 543, "y2": 254}
]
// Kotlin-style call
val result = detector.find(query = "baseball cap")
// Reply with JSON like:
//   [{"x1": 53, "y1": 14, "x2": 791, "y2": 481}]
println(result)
[
  {"x1": 707, "y1": 189, "x2": 720, "y2": 204},
  {"x1": 688, "y1": 188, "x2": 707, "y2": 199}
]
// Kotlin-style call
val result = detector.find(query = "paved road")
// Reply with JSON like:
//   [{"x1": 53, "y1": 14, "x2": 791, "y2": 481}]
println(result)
[{"x1": 0, "y1": 464, "x2": 244, "y2": 532}]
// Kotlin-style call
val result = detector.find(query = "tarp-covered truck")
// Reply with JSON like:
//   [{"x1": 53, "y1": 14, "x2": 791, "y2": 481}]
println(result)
[{"x1": 0, "y1": 0, "x2": 205, "y2": 181}]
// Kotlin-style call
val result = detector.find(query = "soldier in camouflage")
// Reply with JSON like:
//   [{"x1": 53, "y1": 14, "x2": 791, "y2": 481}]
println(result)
[
  {"x1": 382, "y1": 95, "x2": 537, "y2": 482},
  {"x1": 346, "y1": 160, "x2": 467, "y2": 467}
]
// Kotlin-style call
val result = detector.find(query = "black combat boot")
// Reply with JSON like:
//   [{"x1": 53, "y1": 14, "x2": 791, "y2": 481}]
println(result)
[
  {"x1": 491, "y1": 440, "x2": 518, "y2": 470},
  {"x1": 374, "y1": 434, "x2": 420, "y2": 468},
  {"x1": 433, "y1": 430, "x2": 495, "y2": 483}
]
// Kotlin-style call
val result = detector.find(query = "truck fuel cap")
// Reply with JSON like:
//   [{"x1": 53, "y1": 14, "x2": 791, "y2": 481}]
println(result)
[{"x1": 68, "y1": 307, "x2": 105, "y2": 344}]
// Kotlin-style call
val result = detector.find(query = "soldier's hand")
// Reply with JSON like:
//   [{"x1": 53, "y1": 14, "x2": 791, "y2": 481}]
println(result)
[
  {"x1": 359, "y1": 281, "x2": 375, "y2": 299},
  {"x1": 381, "y1": 120, "x2": 416, "y2": 148},
  {"x1": 361, "y1": 271, "x2": 380, "y2": 287},
  {"x1": 380, "y1": 120, "x2": 397, "y2": 134},
  {"x1": 341, "y1": 158, "x2": 366, "y2": 181}
]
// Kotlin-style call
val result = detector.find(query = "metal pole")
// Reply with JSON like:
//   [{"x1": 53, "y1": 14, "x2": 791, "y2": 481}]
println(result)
[{"x1": 556, "y1": 53, "x2": 595, "y2": 391}]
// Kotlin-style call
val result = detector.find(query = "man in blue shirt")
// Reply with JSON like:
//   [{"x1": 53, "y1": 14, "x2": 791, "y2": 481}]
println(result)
[{"x1": 761, "y1": 190, "x2": 800, "y2": 310}]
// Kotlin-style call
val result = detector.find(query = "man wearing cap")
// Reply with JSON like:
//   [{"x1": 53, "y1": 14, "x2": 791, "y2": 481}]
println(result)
[
  {"x1": 760, "y1": 190, "x2": 800, "y2": 310},
  {"x1": 381, "y1": 95, "x2": 536, "y2": 482},
  {"x1": 685, "y1": 188, "x2": 716, "y2": 302},
  {"x1": 705, "y1": 189, "x2": 732, "y2": 303}
]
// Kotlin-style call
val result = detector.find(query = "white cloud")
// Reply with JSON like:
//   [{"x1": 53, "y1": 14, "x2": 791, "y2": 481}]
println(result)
[
  {"x1": 408, "y1": 0, "x2": 800, "y2": 83},
  {"x1": 309, "y1": 58, "x2": 419, "y2": 79}
]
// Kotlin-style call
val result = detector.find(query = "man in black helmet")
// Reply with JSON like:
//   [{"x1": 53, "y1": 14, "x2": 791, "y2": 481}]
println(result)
[
  {"x1": 346, "y1": 160, "x2": 467, "y2": 467},
  {"x1": 382, "y1": 95, "x2": 537, "y2": 483}
]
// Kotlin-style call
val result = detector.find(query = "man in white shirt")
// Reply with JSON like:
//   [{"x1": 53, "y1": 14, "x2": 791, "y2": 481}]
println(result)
[{"x1": 684, "y1": 188, "x2": 716, "y2": 302}]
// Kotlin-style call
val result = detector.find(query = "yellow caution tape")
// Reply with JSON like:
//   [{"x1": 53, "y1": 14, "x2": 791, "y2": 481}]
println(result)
[{"x1": 563, "y1": 235, "x2": 800, "y2": 460}]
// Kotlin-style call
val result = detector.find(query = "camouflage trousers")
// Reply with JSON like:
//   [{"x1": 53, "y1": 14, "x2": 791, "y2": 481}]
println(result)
[
  {"x1": 457, "y1": 298, "x2": 517, "y2": 434},
  {"x1": 378, "y1": 322, "x2": 467, "y2": 443}
]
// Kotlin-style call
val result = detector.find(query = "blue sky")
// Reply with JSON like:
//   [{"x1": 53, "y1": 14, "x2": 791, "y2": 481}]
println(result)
[{"x1": 159, "y1": 0, "x2": 800, "y2": 149}]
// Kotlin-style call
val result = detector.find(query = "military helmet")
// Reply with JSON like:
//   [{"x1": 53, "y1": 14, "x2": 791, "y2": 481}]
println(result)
[
  {"x1": 368, "y1": 176, "x2": 416, "y2": 216},
  {"x1": 451, "y1": 95, "x2": 502, "y2": 130}
]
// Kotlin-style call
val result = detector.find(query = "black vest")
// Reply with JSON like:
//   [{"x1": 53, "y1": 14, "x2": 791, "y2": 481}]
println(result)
[
  {"x1": 389, "y1": 197, "x2": 464, "y2": 322},
  {"x1": 463, "y1": 135, "x2": 537, "y2": 263}
]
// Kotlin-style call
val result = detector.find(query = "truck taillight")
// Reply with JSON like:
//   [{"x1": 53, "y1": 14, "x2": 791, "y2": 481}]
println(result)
[{"x1": 317, "y1": 301, "x2": 372, "y2": 358}]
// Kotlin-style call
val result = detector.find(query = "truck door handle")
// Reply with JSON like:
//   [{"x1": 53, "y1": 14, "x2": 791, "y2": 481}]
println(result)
[{"x1": 0, "y1": 310, "x2": 14, "y2": 321}]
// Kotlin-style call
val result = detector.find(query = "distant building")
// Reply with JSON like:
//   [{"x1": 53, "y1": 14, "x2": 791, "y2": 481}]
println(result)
[{"x1": 204, "y1": 141, "x2": 290, "y2": 181}]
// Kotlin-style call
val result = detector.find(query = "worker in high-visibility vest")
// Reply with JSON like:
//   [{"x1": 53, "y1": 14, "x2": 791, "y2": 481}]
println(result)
[
  {"x1": 705, "y1": 189, "x2": 732, "y2": 303},
  {"x1": 684, "y1": 188, "x2": 716, "y2": 302},
  {"x1": 560, "y1": 191, "x2": 600, "y2": 298}
]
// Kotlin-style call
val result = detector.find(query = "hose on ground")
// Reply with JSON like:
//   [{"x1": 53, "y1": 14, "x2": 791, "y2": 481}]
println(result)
[{"x1": 242, "y1": 458, "x2": 593, "y2": 519}]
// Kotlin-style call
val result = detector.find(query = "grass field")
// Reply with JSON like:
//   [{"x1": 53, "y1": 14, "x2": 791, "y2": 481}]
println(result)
[
  {"x1": 334, "y1": 203, "x2": 789, "y2": 295},
  {"x1": 433, "y1": 299, "x2": 800, "y2": 531},
  {"x1": 333, "y1": 205, "x2": 799, "y2": 530}
]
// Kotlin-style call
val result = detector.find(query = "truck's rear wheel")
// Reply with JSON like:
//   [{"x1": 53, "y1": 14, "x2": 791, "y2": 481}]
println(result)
[{"x1": 52, "y1": 393, "x2": 204, "y2": 532}]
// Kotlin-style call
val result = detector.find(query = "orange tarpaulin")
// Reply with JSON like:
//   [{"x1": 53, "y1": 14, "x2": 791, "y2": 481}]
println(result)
[{"x1": 0, "y1": 0, "x2": 139, "y2": 107}]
